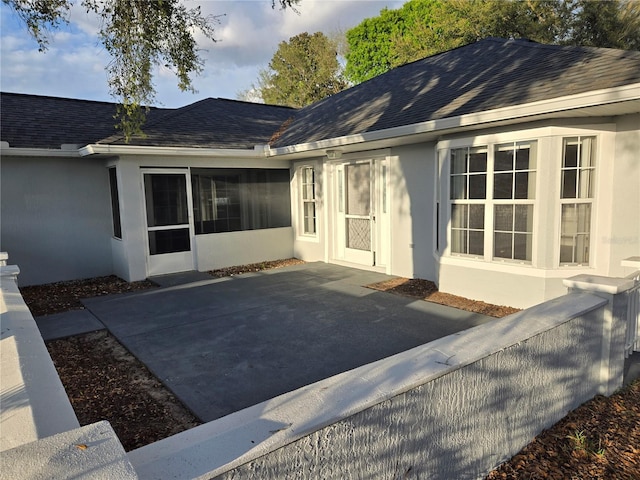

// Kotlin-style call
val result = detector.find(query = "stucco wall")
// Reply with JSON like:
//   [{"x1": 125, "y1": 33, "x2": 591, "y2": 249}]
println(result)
[
  {"x1": 195, "y1": 227, "x2": 294, "y2": 271},
  {"x1": 0, "y1": 156, "x2": 113, "y2": 285},
  {"x1": 607, "y1": 113, "x2": 640, "y2": 276},
  {"x1": 390, "y1": 143, "x2": 437, "y2": 280}
]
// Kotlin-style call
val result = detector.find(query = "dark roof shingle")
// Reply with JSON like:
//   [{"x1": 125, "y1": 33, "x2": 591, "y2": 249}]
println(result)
[
  {"x1": 0, "y1": 94, "x2": 294, "y2": 149},
  {"x1": 99, "y1": 98, "x2": 295, "y2": 149},
  {"x1": 271, "y1": 38, "x2": 640, "y2": 148}
]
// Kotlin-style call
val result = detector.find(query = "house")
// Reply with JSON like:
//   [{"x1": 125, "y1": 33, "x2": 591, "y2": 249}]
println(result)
[{"x1": 2, "y1": 38, "x2": 639, "y2": 308}]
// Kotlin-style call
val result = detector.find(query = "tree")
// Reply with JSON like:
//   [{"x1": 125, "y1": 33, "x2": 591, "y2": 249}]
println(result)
[
  {"x1": 258, "y1": 31, "x2": 348, "y2": 108},
  {"x1": 345, "y1": 0, "x2": 639, "y2": 85},
  {"x1": 4, "y1": 0, "x2": 300, "y2": 140},
  {"x1": 567, "y1": 0, "x2": 640, "y2": 50}
]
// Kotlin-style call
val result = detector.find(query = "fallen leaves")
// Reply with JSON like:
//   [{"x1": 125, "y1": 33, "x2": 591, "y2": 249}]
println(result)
[
  {"x1": 367, "y1": 278, "x2": 520, "y2": 318},
  {"x1": 46, "y1": 331, "x2": 201, "y2": 452},
  {"x1": 20, "y1": 276, "x2": 157, "y2": 317},
  {"x1": 486, "y1": 380, "x2": 640, "y2": 479}
]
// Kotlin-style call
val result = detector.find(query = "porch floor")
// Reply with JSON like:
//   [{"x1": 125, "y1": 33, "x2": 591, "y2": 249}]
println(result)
[{"x1": 74, "y1": 263, "x2": 498, "y2": 422}]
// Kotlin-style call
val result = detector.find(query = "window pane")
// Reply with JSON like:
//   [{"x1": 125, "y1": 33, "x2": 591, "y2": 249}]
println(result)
[
  {"x1": 148, "y1": 228, "x2": 190, "y2": 255},
  {"x1": 515, "y1": 146, "x2": 531, "y2": 171},
  {"x1": 494, "y1": 149, "x2": 513, "y2": 171},
  {"x1": 451, "y1": 149, "x2": 467, "y2": 174},
  {"x1": 577, "y1": 168, "x2": 593, "y2": 199},
  {"x1": 494, "y1": 205, "x2": 513, "y2": 231},
  {"x1": 493, "y1": 173, "x2": 513, "y2": 199},
  {"x1": 561, "y1": 169, "x2": 577, "y2": 199},
  {"x1": 494, "y1": 232, "x2": 512, "y2": 259},
  {"x1": 451, "y1": 204, "x2": 467, "y2": 229},
  {"x1": 109, "y1": 168, "x2": 122, "y2": 239},
  {"x1": 513, "y1": 233, "x2": 532, "y2": 261},
  {"x1": 450, "y1": 175, "x2": 466, "y2": 200},
  {"x1": 469, "y1": 204, "x2": 485, "y2": 229},
  {"x1": 580, "y1": 137, "x2": 596, "y2": 168},
  {"x1": 468, "y1": 230, "x2": 484, "y2": 255},
  {"x1": 563, "y1": 138, "x2": 579, "y2": 168},
  {"x1": 560, "y1": 203, "x2": 591, "y2": 265},
  {"x1": 468, "y1": 150, "x2": 487, "y2": 172},
  {"x1": 346, "y1": 163, "x2": 370, "y2": 216},
  {"x1": 145, "y1": 174, "x2": 188, "y2": 227},
  {"x1": 451, "y1": 229, "x2": 467, "y2": 254},
  {"x1": 304, "y1": 202, "x2": 316, "y2": 235},
  {"x1": 514, "y1": 205, "x2": 533, "y2": 232},
  {"x1": 515, "y1": 171, "x2": 535, "y2": 199},
  {"x1": 468, "y1": 174, "x2": 486, "y2": 199}
]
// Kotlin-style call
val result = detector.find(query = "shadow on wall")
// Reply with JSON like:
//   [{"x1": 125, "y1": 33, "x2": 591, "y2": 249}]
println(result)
[{"x1": 209, "y1": 297, "x2": 605, "y2": 479}]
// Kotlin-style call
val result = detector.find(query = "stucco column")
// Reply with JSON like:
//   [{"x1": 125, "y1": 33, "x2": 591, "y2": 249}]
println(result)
[{"x1": 563, "y1": 274, "x2": 634, "y2": 395}]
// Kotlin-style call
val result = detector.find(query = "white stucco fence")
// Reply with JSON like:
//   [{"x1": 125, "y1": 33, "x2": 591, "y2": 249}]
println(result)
[
  {"x1": 0, "y1": 256, "x2": 136, "y2": 479},
  {"x1": 130, "y1": 279, "x2": 630, "y2": 480},
  {"x1": 0, "y1": 252, "x2": 635, "y2": 479}
]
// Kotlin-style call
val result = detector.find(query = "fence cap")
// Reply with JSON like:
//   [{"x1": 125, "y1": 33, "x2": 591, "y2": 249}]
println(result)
[
  {"x1": 621, "y1": 257, "x2": 640, "y2": 269},
  {"x1": 564, "y1": 274, "x2": 635, "y2": 294}
]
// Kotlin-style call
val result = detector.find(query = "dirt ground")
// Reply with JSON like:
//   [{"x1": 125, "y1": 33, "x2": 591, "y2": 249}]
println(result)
[{"x1": 23, "y1": 261, "x2": 640, "y2": 476}]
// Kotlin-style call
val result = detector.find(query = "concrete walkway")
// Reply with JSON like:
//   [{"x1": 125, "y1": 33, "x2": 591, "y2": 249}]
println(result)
[{"x1": 80, "y1": 263, "x2": 494, "y2": 422}]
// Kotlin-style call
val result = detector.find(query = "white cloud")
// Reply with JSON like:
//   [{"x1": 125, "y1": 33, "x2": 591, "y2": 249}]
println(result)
[{"x1": 1, "y1": 0, "x2": 405, "y2": 106}]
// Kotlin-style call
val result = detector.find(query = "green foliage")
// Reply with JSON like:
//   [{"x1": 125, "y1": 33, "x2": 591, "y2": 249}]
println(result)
[
  {"x1": 259, "y1": 31, "x2": 348, "y2": 108},
  {"x1": 4, "y1": 0, "x2": 300, "y2": 140},
  {"x1": 568, "y1": 0, "x2": 640, "y2": 50},
  {"x1": 345, "y1": 0, "x2": 640, "y2": 84}
]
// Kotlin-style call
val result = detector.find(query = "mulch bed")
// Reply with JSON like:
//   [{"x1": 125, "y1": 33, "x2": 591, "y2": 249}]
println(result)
[
  {"x1": 19, "y1": 275, "x2": 158, "y2": 317},
  {"x1": 46, "y1": 330, "x2": 201, "y2": 452},
  {"x1": 367, "y1": 277, "x2": 520, "y2": 318},
  {"x1": 486, "y1": 379, "x2": 640, "y2": 479},
  {"x1": 208, "y1": 258, "x2": 305, "y2": 278},
  {"x1": 19, "y1": 261, "x2": 640, "y2": 474}
]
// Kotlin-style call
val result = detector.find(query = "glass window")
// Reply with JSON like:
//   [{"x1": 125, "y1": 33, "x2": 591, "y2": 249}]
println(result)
[
  {"x1": 450, "y1": 147, "x2": 487, "y2": 256},
  {"x1": 191, "y1": 168, "x2": 291, "y2": 234},
  {"x1": 560, "y1": 137, "x2": 595, "y2": 265},
  {"x1": 108, "y1": 167, "x2": 122, "y2": 239},
  {"x1": 449, "y1": 142, "x2": 537, "y2": 262},
  {"x1": 492, "y1": 142, "x2": 536, "y2": 262},
  {"x1": 301, "y1": 166, "x2": 316, "y2": 235}
]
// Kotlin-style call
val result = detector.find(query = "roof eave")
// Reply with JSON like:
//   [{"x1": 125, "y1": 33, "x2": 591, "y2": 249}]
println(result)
[
  {"x1": 268, "y1": 83, "x2": 640, "y2": 158},
  {"x1": 0, "y1": 145, "x2": 82, "y2": 157},
  {"x1": 79, "y1": 144, "x2": 269, "y2": 158}
]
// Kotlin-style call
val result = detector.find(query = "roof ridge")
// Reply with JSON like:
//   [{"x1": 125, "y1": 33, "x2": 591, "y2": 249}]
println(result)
[{"x1": 212, "y1": 97, "x2": 297, "y2": 110}]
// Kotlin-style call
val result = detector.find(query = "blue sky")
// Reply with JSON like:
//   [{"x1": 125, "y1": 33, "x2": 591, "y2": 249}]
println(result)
[{"x1": 0, "y1": 0, "x2": 403, "y2": 107}]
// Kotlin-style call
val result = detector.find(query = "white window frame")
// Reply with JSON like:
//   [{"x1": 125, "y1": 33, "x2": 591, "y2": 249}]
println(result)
[
  {"x1": 559, "y1": 136, "x2": 596, "y2": 267},
  {"x1": 441, "y1": 133, "x2": 541, "y2": 267},
  {"x1": 300, "y1": 165, "x2": 317, "y2": 236}
]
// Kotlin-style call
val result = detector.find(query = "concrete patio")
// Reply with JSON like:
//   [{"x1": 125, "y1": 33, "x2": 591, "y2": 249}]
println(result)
[{"x1": 46, "y1": 263, "x2": 496, "y2": 422}]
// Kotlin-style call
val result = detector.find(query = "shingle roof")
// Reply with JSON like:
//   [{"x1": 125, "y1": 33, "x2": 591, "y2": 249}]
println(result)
[
  {"x1": 99, "y1": 98, "x2": 295, "y2": 149},
  {"x1": 0, "y1": 93, "x2": 172, "y2": 149},
  {"x1": 271, "y1": 38, "x2": 640, "y2": 148},
  {"x1": 3, "y1": 39, "x2": 638, "y2": 152},
  {"x1": 0, "y1": 93, "x2": 294, "y2": 149}
]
